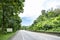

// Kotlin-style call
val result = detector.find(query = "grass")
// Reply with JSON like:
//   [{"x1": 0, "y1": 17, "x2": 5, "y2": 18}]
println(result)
[{"x1": 0, "y1": 32, "x2": 15, "y2": 40}]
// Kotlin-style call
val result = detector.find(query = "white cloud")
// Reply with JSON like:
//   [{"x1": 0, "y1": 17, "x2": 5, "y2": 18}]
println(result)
[
  {"x1": 19, "y1": 0, "x2": 46, "y2": 18},
  {"x1": 19, "y1": 0, "x2": 60, "y2": 18},
  {"x1": 42, "y1": 0, "x2": 60, "y2": 10}
]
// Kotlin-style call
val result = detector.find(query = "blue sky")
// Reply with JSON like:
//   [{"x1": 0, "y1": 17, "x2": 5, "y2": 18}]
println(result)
[
  {"x1": 20, "y1": 17, "x2": 34, "y2": 26},
  {"x1": 19, "y1": 0, "x2": 60, "y2": 26}
]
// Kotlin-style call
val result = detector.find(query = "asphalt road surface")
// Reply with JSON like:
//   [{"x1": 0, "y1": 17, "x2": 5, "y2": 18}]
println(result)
[{"x1": 10, "y1": 30, "x2": 60, "y2": 40}]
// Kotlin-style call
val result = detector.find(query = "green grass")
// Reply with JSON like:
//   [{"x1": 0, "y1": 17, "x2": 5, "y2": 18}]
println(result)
[{"x1": 0, "y1": 32, "x2": 15, "y2": 40}]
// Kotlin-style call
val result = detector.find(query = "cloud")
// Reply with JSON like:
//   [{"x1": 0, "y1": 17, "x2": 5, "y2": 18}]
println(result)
[
  {"x1": 42, "y1": 0, "x2": 60, "y2": 10},
  {"x1": 19, "y1": 0, "x2": 46, "y2": 18}
]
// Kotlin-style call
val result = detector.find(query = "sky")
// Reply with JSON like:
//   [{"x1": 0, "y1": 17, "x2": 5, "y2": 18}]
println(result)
[{"x1": 19, "y1": 0, "x2": 60, "y2": 26}]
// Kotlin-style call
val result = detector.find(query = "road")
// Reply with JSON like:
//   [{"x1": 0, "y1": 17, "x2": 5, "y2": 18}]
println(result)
[{"x1": 10, "y1": 30, "x2": 60, "y2": 40}]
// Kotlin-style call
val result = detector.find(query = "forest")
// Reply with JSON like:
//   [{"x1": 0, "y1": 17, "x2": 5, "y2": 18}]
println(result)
[{"x1": 28, "y1": 8, "x2": 60, "y2": 32}]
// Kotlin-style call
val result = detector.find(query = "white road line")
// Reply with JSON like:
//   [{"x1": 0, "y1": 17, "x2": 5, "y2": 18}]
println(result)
[{"x1": 20, "y1": 30, "x2": 25, "y2": 40}]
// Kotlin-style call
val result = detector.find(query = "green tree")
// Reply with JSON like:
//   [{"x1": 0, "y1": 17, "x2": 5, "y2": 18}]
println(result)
[
  {"x1": 0, "y1": 0, "x2": 25, "y2": 33},
  {"x1": 28, "y1": 8, "x2": 60, "y2": 32}
]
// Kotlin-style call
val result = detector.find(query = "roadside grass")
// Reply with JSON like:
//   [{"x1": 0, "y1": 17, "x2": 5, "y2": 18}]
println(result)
[
  {"x1": 0, "y1": 31, "x2": 15, "y2": 40},
  {"x1": 32, "y1": 27, "x2": 60, "y2": 36}
]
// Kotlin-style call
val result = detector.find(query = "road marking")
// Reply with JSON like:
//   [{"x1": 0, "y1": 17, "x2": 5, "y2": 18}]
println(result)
[{"x1": 20, "y1": 30, "x2": 25, "y2": 40}]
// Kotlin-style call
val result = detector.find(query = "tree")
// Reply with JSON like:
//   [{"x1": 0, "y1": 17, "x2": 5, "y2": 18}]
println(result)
[
  {"x1": 41, "y1": 10, "x2": 46, "y2": 15},
  {"x1": 28, "y1": 8, "x2": 60, "y2": 32},
  {"x1": 0, "y1": 0, "x2": 25, "y2": 33}
]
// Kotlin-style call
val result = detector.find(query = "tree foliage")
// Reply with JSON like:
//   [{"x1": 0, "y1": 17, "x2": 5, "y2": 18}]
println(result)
[
  {"x1": 28, "y1": 8, "x2": 60, "y2": 32},
  {"x1": 0, "y1": 0, "x2": 25, "y2": 33}
]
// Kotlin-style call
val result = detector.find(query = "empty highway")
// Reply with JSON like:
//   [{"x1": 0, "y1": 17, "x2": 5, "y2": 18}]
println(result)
[{"x1": 10, "y1": 30, "x2": 60, "y2": 40}]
